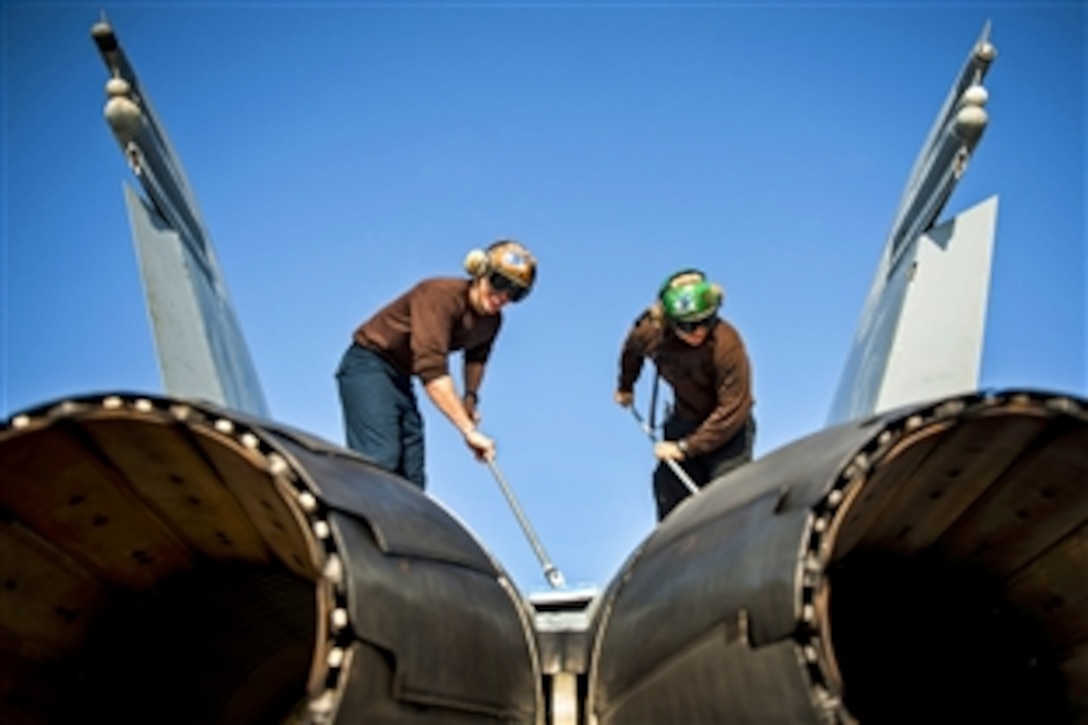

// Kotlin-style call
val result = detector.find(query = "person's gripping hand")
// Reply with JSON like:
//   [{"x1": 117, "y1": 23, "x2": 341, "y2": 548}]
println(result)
[
  {"x1": 463, "y1": 428, "x2": 496, "y2": 462},
  {"x1": 654, "y1": 441, "x2": 686, "y2": 462}
]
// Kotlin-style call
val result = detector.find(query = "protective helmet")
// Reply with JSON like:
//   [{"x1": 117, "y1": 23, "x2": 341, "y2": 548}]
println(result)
[
  {"x1": 464, "y1": 239, "x2": 537, "y2": 302},
  {"x1": 658, "y1": 269, "x2": 723, "y2": 324}
]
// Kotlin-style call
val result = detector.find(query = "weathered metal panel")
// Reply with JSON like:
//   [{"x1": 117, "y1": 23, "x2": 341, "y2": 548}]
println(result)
[{"x1": 332, "y1": 510, "x2": 541, "y2": 721}]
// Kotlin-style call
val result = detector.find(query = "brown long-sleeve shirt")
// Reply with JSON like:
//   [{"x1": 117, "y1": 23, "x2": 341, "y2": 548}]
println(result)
[
  {"x1": 354, "y1": 278, "x2": 501, "y2": 383},
  {"x1": 617, "y1": 313, "x2": 753, "y2": 456}
]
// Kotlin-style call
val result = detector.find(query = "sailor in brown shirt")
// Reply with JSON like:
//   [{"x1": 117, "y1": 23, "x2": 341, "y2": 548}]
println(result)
[
  {"x1": 336, "y1": 240, "x2": 537, "y2": 490},
  {"x1": 616, "y1": 268, "x2": 756, "y2": 520}
]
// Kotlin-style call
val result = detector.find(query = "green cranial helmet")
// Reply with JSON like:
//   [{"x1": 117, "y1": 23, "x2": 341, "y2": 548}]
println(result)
[{"x1": 658, "y1": 269, "x2": 723, "y2": 323}]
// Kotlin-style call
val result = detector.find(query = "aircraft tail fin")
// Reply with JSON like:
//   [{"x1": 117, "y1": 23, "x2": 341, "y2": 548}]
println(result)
[
  {"x1": 827, "y1": 23, "x2": 998, "y2": 425},
  {"x1": 95, "y1": 19, "x2": 269, "y2": 417},
  {"x1": 122, "y1": 184, "x2": 270, "y2": 417},
  {"x1": 828, "y1": 196, "x2": 998, "y2": 424}
]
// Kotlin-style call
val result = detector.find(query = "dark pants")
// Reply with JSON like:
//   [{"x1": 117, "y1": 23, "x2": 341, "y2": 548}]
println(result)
[
  {"x1": 336, "y1": 344, "x2": 426, "y2": 489},
  {"x1": 653, "y1": 415, "x2": 756, "y2": 521}
]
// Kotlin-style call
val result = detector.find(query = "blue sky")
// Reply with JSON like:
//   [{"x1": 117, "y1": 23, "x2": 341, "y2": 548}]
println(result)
[{"x1": 3, "y1": 2, "x2": 1084, "y2": 596}]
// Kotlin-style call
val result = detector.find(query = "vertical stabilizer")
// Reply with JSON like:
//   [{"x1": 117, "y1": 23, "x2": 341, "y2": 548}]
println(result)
[
  {"x1": 93, "y1": 20, "x2": 269, "y2": 416},
  {"x1": 123, "y1": 184, "x2": 269, "y2": 416},
  {"x1": 874, "y1": 196, "x2": 997, "y2": 413},
  {"x1": 828, "y1": 196, "x2": 997, "y2": 423},
  {"x1": 828, "y1": 23, "x2": 998, "y2": 425}
]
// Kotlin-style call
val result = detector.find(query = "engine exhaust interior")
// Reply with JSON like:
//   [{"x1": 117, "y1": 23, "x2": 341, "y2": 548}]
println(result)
[
  {"x1": 0, "y1": 402, "x2": 327, "y2": 724},
  {"x1": 822, "y1": 406, "x2": 1086, "y2": 723}
]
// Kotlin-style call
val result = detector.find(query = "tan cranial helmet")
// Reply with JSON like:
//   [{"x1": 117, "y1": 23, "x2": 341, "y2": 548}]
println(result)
[{"x1": 463, "y1": 239, "x2": 537, "y2": 302}]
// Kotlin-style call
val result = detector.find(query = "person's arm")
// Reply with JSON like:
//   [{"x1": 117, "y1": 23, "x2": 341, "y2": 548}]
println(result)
[
  {"x1": 410, "y1": 283, "x2": 496, "y2": 460},
  {"x1": 616, "y1": 314, "x2": 654, "y2": 406},
  {"x1": 463, "y1": 359, "x2": 485, "y2": 423},
  {"x1": 461, "y1": 314, "x2": 499, "y2": 424},
  {"x1": 679, "y1": 331, "x2": 753, "y2": 457},
  {"x1": 423, "y1": 374, "x2": 495, "y2": 461}
]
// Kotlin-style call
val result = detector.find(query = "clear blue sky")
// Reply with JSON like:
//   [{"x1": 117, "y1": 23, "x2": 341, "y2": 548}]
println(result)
[{"x1": 3, "y1": 2, "x2": 1084, "y2": 596}]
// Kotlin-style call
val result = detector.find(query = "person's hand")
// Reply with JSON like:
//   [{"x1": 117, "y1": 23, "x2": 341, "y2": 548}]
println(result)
[
  {"x1": 463, "y1": 393, "x2": 481, "y2": 424},
  {"x1": 463, "y1": 428, "x2": 496, "y2": 462},
  {"x1": 614, "y1": 390, "x2": 634, "y2": 408},
  {"x1": 654, "y1": 441, "x2": 685, "y2": 462}
]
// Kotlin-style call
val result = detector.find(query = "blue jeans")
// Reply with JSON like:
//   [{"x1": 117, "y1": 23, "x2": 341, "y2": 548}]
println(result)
[{"x1": 336, "y1": 344, "x2": 426, "y2": 489}]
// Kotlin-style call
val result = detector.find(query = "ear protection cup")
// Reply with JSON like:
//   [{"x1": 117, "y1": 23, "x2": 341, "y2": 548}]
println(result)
[
  {"x1": 647, "y1": 301, "x2": 666, "y2": 323},
  {"x1": 708, "y1": 282, "x2": 725, "y2": 308},
  {"x1": 463, "y1": 249, "x2": 490, "y2": 277}
]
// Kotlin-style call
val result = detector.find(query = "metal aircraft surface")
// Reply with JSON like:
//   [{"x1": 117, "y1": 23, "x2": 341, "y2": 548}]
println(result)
[{"x1": 1, "y1": 18, "x2": 1085, "y2": 725}]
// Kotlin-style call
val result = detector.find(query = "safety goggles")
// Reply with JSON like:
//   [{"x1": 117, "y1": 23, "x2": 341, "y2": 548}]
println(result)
[
  {"x1": 488, "y1": 271, "x2": 529, "y2": 302},
  {"x1": 671, "y1": 317, "x2": 711, "y2": 334}
]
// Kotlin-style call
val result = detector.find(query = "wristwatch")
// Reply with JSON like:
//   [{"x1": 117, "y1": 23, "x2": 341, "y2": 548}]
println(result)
[{"x1": 677, "y1": 439, "x2": 690, "y2": 455}]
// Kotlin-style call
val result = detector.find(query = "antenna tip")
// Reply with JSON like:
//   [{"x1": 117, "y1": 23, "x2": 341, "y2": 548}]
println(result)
[
  {"x1": 91, "y1": 18, "x2": 112, "y2": 38},
  {"x1": 974, "y1": 41, "x2": 997, "y2": 63}
]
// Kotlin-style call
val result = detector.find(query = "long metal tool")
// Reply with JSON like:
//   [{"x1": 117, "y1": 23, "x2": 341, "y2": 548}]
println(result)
[
  {"x1": 486, "y1": 458, "x2": 566, "y2": 589},
  {"x1": 629, "y1": 406, "x2": 700, "y2": 496}
]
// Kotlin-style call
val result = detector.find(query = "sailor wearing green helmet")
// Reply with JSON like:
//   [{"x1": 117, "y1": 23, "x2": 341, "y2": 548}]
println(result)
[{"x1": 615, "y1": 269, "x2": 756, "y2": 521}]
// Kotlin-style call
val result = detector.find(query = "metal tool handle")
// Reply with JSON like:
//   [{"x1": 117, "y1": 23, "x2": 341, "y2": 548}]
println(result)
[
  {"x1": 486, "y1": 458, "x2": 566, "y2": 589},
  {"x1": 629, "y1": 407, "x2": 700, "y2": 496}
]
